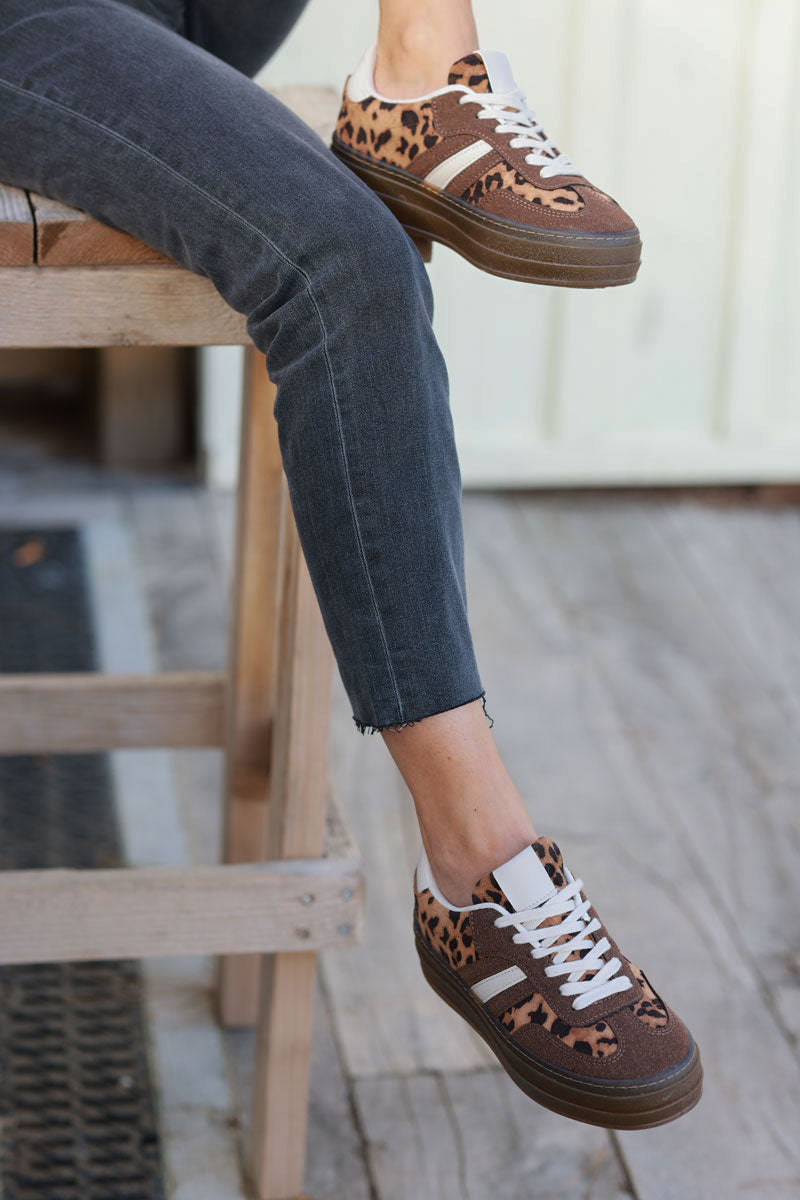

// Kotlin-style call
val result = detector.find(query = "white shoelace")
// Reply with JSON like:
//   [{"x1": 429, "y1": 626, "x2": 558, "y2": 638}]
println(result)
[
  {"x1": 492, "y1": 869, "x2": 632, "y2": 1011},
  {"x1": 458, "y1": 87, "x2": 582, "y2": 179}
]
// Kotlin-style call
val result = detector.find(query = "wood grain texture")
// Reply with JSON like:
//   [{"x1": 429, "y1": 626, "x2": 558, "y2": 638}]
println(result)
[
  {"x1": 0, "y1": 265, "x2": 249, "y2": 347},
  {"x1": 226, "y1": 980, "x2": 373, "y2": 1200},
  {"x1": 247, "y1": 494, "x2": 337, "y2": 1199},
  {"x1": 0, "y1": 183, "x2": 34, "y2": 265},
  {"x1": 0, "y1": 854, "x2": 361, "y2": 964},
  {"x1": 218, "y1": 353, "x2": 286, "y2": 1027},
  {"x1": 19, "y1": 481, "x2": 796, "y2": 1196},
  {"x1": 354, "y1": 1070, "x2": 630, "y2": 1200},
  {"x1": 0, "y1": 670, "x2": 225, "y2": 751},
  {"x1": 466, "y1": 494, "x2": 800, "y2": 1200},
  {"x1": 30, "y1": 192, "x2": 173, "y2": 266}
]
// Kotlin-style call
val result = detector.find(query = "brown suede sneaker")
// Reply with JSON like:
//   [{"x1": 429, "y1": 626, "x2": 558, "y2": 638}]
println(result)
[
  {"x1": 414, "y1": 836, "x2": 702, "y2": 1128},
  {"x1": 332, "y1": 44, "x2": 641, "y2": 287}
]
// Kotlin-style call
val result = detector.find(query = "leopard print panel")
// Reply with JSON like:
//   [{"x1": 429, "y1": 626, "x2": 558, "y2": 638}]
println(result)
[
  {"x1": 533, "y1": 837, "x2": 567, "y2": 889},
  {"x1": 460, "y1": 164, "x2": 584, "y2": 213},
  {"x1": 627, "y1": 962, "x2": 669, "y2": 1029},
  {"x1": 415, "y1": 889, "x2": 477, "y2": 970},
  {"x1": 447, "y1": 53, "x2": 491, "y2": 93},
  {"x1": 500, "y1": 994, "x2": 618, "y2": 1059},
  {"x1": 470, "y1": 871, "x2": 515, "y2": 912},
  {"x1": 335, "y1": 94, "x2": 443, "y2": 170}
]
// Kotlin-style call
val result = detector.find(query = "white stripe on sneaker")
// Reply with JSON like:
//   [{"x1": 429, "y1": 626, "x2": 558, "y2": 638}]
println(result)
[
  {"x1": 471, "y1": 965, "x2": 527, "y2": 1003},
  {"x1": 423, "y1": 139, "x2": 494, "y2": 191}
]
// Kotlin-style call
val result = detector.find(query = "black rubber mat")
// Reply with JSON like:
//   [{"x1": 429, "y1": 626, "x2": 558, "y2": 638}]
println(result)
[{"x1": 0, "y1": 530, "x2": 166, "y2": 1199}]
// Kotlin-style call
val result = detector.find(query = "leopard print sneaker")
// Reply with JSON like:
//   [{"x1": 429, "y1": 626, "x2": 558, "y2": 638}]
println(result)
[
  {"x1": 332, "y1": 45, "x2": 641, "y2": 287},
  {"x1": 414, "y1": 836, "x2": 702, "y2": 1128}
]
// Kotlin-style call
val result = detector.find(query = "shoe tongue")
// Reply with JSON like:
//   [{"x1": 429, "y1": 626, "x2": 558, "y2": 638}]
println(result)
[
  {"x1": 474, "y1": 838, "x2": 600, "y2": 974},
  {"x1": 447, "y1": 49, "x2": 516, "y2": 95}
]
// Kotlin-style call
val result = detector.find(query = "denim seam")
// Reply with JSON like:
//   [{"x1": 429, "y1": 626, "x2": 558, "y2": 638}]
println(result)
[
  {"x1": 304, "y1": 286, "x2": 404, "y2": 722},
  {"x1": 0, "y1": 75, "x2": 405, "y2": 722}
]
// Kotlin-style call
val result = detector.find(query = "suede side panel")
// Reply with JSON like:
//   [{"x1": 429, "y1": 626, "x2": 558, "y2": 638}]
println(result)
[
  {"x1": 512, "y1": 1002, "x2": 692, "y2": 1081},
  {"x1": 478, "y1": 187, "x2": 637, "y2": 234},
  {"x1": 469, "y1": 907, "x2": 643, "y2": 1027}
]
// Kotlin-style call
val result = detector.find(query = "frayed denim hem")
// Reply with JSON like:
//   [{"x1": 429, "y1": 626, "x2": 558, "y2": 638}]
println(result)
[{"x1": 353, "y1": 691, "x2": 494, "y2": 735}]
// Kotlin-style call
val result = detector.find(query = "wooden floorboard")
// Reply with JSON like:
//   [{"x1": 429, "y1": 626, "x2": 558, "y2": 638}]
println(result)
[
  {"x1": 354, "y1": 1069, "x2": 630, "y2": 1200},
  {"x1": 490, "y1": 495, "x2": 800, "y2": 1200},
  {"x1": 7, "y1": 481, "x2": 798, "y2": 1198},
  {"x1": 206, "y1": 485, "x2": 800, "y2": 1199},
  {"x1": 129, "y1": 488, "x2": 229, "y2": 672}
]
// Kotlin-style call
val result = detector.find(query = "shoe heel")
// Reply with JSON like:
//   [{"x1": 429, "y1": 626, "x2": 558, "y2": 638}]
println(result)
[{"x1": 406, "y1": 231, "x2": 433, "y2": 263}]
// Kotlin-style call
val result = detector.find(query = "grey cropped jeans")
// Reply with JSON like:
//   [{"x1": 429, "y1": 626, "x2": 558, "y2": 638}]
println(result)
[{"x1": 0, "y1": 0, "x2": 489, "y2": 734}]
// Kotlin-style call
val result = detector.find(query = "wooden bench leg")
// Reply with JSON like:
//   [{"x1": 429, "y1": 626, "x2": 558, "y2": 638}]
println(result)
[
  {"x1": 97, "y1": 346, "x2": 190, "y2": 468},
  {"x1": 217, "y1": 345, "x2": 285, "y2": 1027},
  {"x1": 247, "y1": 502, "x2": 335, "y2": 1200}
]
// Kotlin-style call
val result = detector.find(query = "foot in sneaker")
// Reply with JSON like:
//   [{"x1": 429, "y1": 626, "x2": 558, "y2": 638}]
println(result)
[
  {"x1": 414, "y1": 836, "x2": 701, "y2": 1128},
  {"x1": 332, "y1": 44, "x2": 641, "y2": 287}
]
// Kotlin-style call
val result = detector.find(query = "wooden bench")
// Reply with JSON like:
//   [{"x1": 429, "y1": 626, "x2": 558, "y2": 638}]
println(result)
[{"x1": 0, "y1": 153, "x2": 362, "y2": 1200}]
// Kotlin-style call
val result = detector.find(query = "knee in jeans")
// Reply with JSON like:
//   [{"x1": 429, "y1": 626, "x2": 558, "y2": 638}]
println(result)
[{"x1": 315, "y1": 190, "x2": 434, "y2": 318}]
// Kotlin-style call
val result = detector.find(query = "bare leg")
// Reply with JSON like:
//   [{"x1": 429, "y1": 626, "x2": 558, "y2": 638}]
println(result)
[
  {"x1": 375, "y1": 0, "x2": 478, "y2": 98},
  {"x1": 382, "y1": 701, "x2": 536, "y2": 906}
]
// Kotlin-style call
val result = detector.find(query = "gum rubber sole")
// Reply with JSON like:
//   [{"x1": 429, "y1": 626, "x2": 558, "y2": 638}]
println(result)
[
  {"x1": 331, "y1": 139, "x2": 642, "y2": 288},
  {"x1": 416, "y1": 933, "x2": 703, "y2": 1129}
]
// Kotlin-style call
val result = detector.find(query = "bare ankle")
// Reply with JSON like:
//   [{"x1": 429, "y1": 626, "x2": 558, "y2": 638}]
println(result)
[
  {"x1": 426, "y1": 822, "x2": 536, "y2": 908},
  {"x1": 379, "y1": 694, "x2": 535, "y2": 905},
  {"x1": 375, "y1": 7, "x2": 479, "y2": 98}
]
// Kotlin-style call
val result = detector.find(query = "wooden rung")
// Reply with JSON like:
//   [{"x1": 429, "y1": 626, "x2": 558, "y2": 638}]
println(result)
[
  {"x1": 0, "y1": 854, "x2": 362, "y2": 965},
  {"x1": 0, "y1": 670, "x2": 227, "y2": 752}
]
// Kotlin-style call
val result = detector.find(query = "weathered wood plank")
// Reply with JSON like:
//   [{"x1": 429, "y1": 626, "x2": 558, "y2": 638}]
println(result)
[
  {"x1": 30, "y1": 192, "x2": 173, "y2": 266},
  {"x1": 41, "y1": 480, "x2": 800, "y2": 1196},
  {"x1": 218, "y1": 355, "x2": 285, "y2": 1027},
  {"x1": 226, "y1": 981, "x2": 372, "y2": 1200},
  {"x1": 354, "y1": 1070, "x2": 629, "y2": 1200},
  {"x1": 247, "y1": 500, "x2": 337, "y2": 1199},
  {"x1": 0, "y1": 670, "x2": 225, "y2": 751},
  {"x1": 477, "y1": 495, "x2": 800, "y2": 1200},
  {"x1": 0, "y1": 854, "x2": 362, "y2": 964},
  {"x1": 0, "y1": 183, "x2": 34, "y2": 265},
  {"x1": 656, "y1": 501, "x2": 800, "y2": 1041},
  {"x1": 440, "y1": 1069, "x2": 628, "y2": 1199},
  {"x1": 0, "y1": 265, "x2": 248, "y2": 347},
  {"x1": 535, "y1": 498, "x2": 800, "y2": 1021}
]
